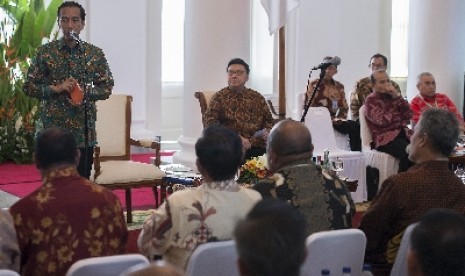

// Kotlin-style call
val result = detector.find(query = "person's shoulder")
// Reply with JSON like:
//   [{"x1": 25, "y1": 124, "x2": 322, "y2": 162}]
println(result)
[
  {"x1": 356, "y1": 76, "x2": 370, "y2": 86},
  {"x1": 239, "y1": 185, "x2": 262, "y2": 200},
  {"x1": 334, "y1": 79, "x2": 345, "y2": 88}
]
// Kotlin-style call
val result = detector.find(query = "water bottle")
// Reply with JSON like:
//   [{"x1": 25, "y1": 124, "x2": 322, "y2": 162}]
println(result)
[
  {"x1": 321, "y1": 269, "x2": 330, "y2": 275},
  {"x1": 454, "y1": 164, "x2": 465, "y2": 184},
  {"x1": 323, "y1": 148, "x2": 331, "y2": 171},
  {"x1": 361, "y1": 263, "x2": 374, "y2": 276},
  {"x1": 341, "y1": 266, "x2": 351, "y2": 276}
]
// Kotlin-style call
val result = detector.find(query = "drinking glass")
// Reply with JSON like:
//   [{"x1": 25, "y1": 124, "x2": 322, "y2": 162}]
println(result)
[{"x1": 332, "y1": 158, "x2": 344, "y2": 176}]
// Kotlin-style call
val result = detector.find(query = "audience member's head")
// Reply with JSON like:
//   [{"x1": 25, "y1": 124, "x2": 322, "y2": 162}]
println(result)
[
  {"x1": 369, "y1": 53, "x2": 388, "y2": 72},
  {"x1": 407, "y1": 108, "x2": 459, "y2": 163},
  {"x1": 322, "y1": 56, "x2": 338, "y2": 79},
  {"x1": 34, "y1": 127, "x2": 79, "y2": 171},
  {"x1": 226, "y1": 58, "x2": 250, "y2": 90},
  {"x1": 370, "y1": 69, "x2": 390, "y2": 91},
  {"x1": 408, "y1": 209, "x2": 465, "y2": 276},
  {"x1": 195, "y1": 125, "x2": 243, "y2": 181},
  {"x1": 234, "y1": 198, "x2": 307, "y2": 276},
  {"x1": 416, "y1": 72, "x2": 437, "y2": 99},
  {"x1": 266, "y1": 119, "x2": 313, "y2": 172}
]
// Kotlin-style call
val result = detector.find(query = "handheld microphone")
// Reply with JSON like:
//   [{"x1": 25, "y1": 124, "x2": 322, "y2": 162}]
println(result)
[
  {"x1": 69, "y1": 30, "x2": 81, "y2": 43},
  {"x1": 311, "y1": 56, "x2": 341, "y2": 70}
]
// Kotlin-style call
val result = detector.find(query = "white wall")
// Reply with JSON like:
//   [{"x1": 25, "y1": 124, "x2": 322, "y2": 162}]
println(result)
[{"x1": 78, "y1": 0, "x2": 455, "y2": 151}]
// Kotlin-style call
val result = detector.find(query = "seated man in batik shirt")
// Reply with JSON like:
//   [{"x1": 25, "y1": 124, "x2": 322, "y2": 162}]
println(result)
[
  {"x1": 254, "y1": 119, "x2": 355, "y2": 235},
  {"x1": 304, "y1": 56, "x2": 361, "y2": 151},
  {"x1": 203, "y1": 58, "x2": 274, "y2": 160},
  {"x1": 138, "y1": 125, "x2": 262, "y2": 271},
  {"x1": 9, "y1": 127, "x2": 128, "y2": 276}
]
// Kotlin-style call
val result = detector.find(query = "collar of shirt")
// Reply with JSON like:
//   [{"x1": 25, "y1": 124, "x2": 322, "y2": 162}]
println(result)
[
  {"x1": 203, "y1": 178, "x2": 240, "y2": 191},
  {"x1": 43, "y1": 165, "x2": 80, "y2": 184}
]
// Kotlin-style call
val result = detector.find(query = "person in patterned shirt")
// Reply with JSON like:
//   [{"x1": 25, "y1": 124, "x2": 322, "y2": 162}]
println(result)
[
  {"x1": 350, "y1": 53, "x2": 402, "y2": 121},
  {"x1": 24, "y1": 1, "x2": 114, "y2": 179},
  {"x1": 364, "y1": 70, "x2": 413, "y2": 172},
  {"x1": 253, "y1": 119, "x2": 355, "y2": 235},
  {"x1": 304, "y1": 56, "x2": 361, "y2": 151},
  {"x1": 138, "y1": 125, "x2": 261, "y2": 271},
  {"x1": 203, "y1": 58, "x2": 274, "y2": 160},
  {"x1": 9, "y1": 127, "x2": 127, "y2": 276},
  {"x1": 359, "y1": 109, "x2": 465, "y2": 276},
  {"x1": 410, "y1": 72, "x2": 465, "y2": 132},
  {"x1": 0, "y1": 209, "x2": 20, "y2": 273}
]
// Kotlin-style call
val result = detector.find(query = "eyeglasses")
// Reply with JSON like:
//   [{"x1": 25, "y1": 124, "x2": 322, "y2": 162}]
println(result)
[
  {"x1": 227, "y1": 70, "x2": 246, "y2": 76},
  {"x1": 420, "y1": 81, "x2": 436, "y2": 86},
  {"x1": 60, "y1": 17, "x2": 81, "y2": 24}
]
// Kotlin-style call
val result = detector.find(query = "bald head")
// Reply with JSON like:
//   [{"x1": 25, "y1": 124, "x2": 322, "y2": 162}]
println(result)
[{"x1": 267, "y1": 120, "x2": 314, "y2": 171}]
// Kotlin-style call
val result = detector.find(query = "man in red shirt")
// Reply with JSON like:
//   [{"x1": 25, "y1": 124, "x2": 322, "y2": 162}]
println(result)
[{"x1": 410, "y1": 72, "x2": 465, "y2": 132}]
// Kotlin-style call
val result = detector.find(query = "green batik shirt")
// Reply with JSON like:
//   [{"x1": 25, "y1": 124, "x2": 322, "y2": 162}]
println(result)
[{"x1": 24, "y1": 38, "x2": 114, "y2": 148}]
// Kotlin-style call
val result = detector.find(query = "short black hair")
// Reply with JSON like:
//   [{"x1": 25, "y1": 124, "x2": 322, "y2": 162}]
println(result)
[
  {"x1": 195, "y1": 125, "x2": 243, "y2": 181},
  {"x1": 227, "y1": 58, "x2": 250, "y2": 75},
  {"x1": 35, "y1": 127, "x2": 78, "y2": 170},
  {"x1": 370, "y1": 53, "x2": 388, "y2": 67},
  {"x1": 57, "y1": 1, "x2": 86, "y2": 21},
  {"x1": 411, "y1": 209, "x2": 465, "y2": 276},
  {"x1": 234, "y1": 199, "x2": 307, "y2": 276}
]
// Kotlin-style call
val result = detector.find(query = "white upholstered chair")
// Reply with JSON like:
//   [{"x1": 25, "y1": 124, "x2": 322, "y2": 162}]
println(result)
[
  {"x1": 299, "y1": 229, "x2": 367, "y2": 276},
  {"x1": 91, "y1": 94, "x2": 165, "y2": 223},
  {"x1": 390, "y1": 223, "x2": 418, "y2": 276},
  {"x1": 359, "y1": 105, "x2": 399, "y2": 188},
  {"x1": 65, "y1": 254, "x2": 149, "y2": 276},
  {"x1": 0, "y1": 270, "x2": 20, "y2": 276},
  {"x1": 300, "y1": 104, "x2": 367, "y2": 202},
  {"x1": 185, "y1": 240, "x2": 239, "y2": 276}
]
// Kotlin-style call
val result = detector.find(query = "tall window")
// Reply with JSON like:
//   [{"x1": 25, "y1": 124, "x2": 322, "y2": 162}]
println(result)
[
  {"x1": 250, "y1": 1, "x2": 274, "y2": 95},
  {"x1": 390, "y1": 0, "x2": 409, "y2": 78},
  {"x1": 161, "y1": 0, "x2": 185, "y2": 82}
]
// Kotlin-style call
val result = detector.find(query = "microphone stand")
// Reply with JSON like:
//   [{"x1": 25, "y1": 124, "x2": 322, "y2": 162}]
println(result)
[
  {"x1": 300, "y1": 68, "x2": 327, "y2": 123},
  {"x1": 77, "y1": 39, "x2": 91, "y2": 179}
]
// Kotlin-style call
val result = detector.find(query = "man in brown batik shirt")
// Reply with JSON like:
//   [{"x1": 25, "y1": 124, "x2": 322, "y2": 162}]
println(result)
[{"x1": 203, "y1": 58, "x2": 274, "y2": 160}]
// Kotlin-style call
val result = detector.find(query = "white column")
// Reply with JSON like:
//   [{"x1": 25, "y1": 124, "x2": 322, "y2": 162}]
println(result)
[
  {"x1": 172, "y1": 0, "x2": 251, "y2": 170},
  {"x1": 407, "y1": 0, "x2": 465, "y2": 114}
]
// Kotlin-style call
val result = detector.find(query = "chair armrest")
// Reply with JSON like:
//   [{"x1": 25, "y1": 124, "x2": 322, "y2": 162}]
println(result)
[
  {"x1": 93, "y1": 146, "x2": 101, "y2": 180},
  {"x1": 130, "y1": 138, "x2": 161, "y2": 167}
]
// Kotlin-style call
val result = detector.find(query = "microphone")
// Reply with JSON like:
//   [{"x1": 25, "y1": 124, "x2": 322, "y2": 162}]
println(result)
[
  {"x1": 311, "y1": 56, "x2": 341, "y2": 70},
  {"x1": 69, "y1": 30, "x2": 81, "y2": 43}
]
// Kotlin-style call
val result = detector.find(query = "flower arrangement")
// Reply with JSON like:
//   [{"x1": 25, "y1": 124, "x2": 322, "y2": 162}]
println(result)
[{"x1": 237, "y1": 155, "x2": 271, "y2": 184}]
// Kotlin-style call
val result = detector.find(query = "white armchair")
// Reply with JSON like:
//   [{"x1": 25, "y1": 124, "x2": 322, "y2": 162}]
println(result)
[{"x1": 91, "y1": 94, "x2": 165, "y2": 223}]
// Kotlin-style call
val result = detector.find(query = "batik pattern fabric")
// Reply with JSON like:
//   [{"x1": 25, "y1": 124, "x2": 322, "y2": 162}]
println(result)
[
  {"x1": 364, "y1": 91, "x2": 412, "y2": 148},
  {"x1": 410, "y1": 93, "x2": 465, "y2": 126},
  {"x1": 9, "y1": 166, "x2": 127, "y2": 276},
  {"x1": 358, "y1": 160, "x2": 465, "y2": 275},
  {"x1": 253, "y1": 160, "x2": 355, "y2": 235},
  {"x1": 0, "y1": 209, "x2": 20, "y2": 272},
  {"x1": 306, "y1": 78, "x2": 348, "y2": 119},
  {"x1": 203, "y1": 87, "x2": 274, "y2": 148},
  {"x1": 350, "y1": 77, "x2": 401, "y2": 121},
  {"x1": 23, "y1": 38, "x2": 114, "y2": 148},
  {"x1": 138, "y1": 179, "x2": 261, "y2": 270}
]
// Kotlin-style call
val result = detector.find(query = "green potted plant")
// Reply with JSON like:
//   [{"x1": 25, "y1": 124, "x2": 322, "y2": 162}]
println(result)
[{"x1": 0, "y1": 0, "x2": 62, "y2": 163}]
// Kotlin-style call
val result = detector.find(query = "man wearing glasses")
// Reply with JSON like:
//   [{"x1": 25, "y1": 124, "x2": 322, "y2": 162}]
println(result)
[
  {"x1": 410, "y1": 72, "x2": 465, "y2": 132},
  {"x1": 24, "y1": 1, "x2": 114, "y2": 179},
  {"x1": 350, "y1": 53, "x2": 402, "y2": 121},
  {"x1": 203, "y1": 58, "x2": 274, "y2": 160}
]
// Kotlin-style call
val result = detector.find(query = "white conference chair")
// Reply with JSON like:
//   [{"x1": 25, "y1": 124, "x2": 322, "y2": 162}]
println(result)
[
  {"x1": 66, "y1": 254, "x2": 149, "y2": 276},
  {"x1": 0, "y1": 270, "x2": 20, "y2": 276},
  {"x1": 359, "y1": 105, "x2": 399, "y2": 188},
  {"x1": 185, "y1": 240, "x2": 239, "y2": 276},
  {"x1": 299, "y1": 229, "x2": 367, "y2": 276},
  {"x1": 390, "y1": 223, "x2": 418, "y2": 276},
  {"x1": 299, "y1": 103, "x2": 367, "y2": 203}
]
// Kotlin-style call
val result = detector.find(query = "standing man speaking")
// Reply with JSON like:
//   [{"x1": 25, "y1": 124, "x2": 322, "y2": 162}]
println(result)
[{"x1": 24, "y1": 1, "x2": 114, "y2": 178}]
